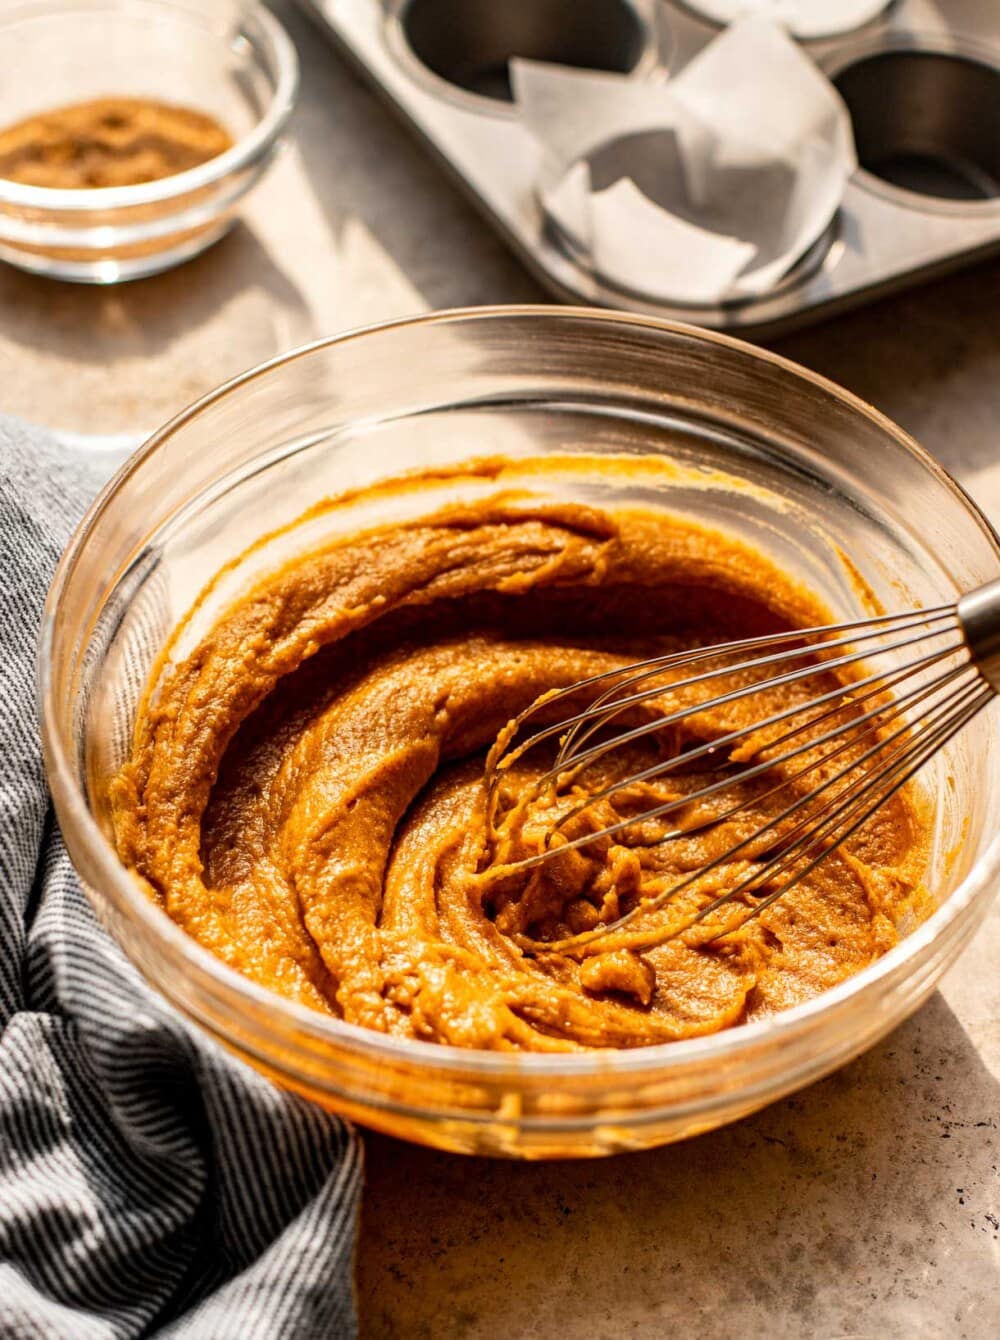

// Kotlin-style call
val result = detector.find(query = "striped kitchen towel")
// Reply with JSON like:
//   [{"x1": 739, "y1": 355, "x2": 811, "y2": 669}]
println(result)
[{"x1": 0, "y1": 417, "x2": 362, "y2": 1339}]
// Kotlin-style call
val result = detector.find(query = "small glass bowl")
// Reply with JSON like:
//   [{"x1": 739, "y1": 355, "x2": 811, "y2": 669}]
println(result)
[
  {"x1": 39, "y1": 307, "x2": 1000, "y2": 1157},
  {"x1": 0, "y1": 0, "x2": 298, "y2": 283}
]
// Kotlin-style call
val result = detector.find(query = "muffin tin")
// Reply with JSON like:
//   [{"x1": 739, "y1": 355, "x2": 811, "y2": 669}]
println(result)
[{"x1": 298, "y1": 0, "x2": 1000, "y2": 337}]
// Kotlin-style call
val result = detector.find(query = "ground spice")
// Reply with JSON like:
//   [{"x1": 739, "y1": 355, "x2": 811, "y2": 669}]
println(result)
[{"x1": 0, "y1": 97, "x2": 233, "y2": 189}]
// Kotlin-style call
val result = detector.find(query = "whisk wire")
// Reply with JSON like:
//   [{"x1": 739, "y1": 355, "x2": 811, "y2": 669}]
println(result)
[
  {"x1": 481, "y1": 590, "x2": 1000, "y2": 956},
  {"x1": 546, "y1": 640, "x2": 969, "y2": 841},
  {"x1": 555, "y1": 608, "x2": 961, "y2": 767},
  {"x1": 688, "y1": 679, "x2": 993, "y2": 941},
  {"x1": 487, "y1": 605, "x2": 958, "y2": 816},
  {"x1": 531, "y1": 672, "x2": 990, "y2": 956},
  {"x1": 491, "y1": 618, "x2": 964, "y2": 839}
]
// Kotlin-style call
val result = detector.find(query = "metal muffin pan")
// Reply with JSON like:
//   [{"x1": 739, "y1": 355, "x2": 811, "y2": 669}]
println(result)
[{"x1": 298, "y1": 0, "x2": 1000, "y2": 337}]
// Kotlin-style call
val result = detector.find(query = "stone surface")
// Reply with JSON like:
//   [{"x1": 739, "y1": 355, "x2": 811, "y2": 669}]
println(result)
[
  {"x1": 359, "y1": 991, "x2": 999, "y2": 1340},
  {"x1": 3, "y1": 3, "x2": 998, "y2": 1336}
]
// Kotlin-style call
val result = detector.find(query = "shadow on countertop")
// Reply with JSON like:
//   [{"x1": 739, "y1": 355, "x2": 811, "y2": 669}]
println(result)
[
  {"x1": 286, "y1": 0, "x2": 544, "y2": 312},
  {"x1": 773, "y1": 257, "x2": 1000, "y2": 485},
  {"x1": 0, "y1": 221, "x2": 310, "y2": 367},
  {"x1": 358, "y1": 990, "x2": 999, "y2": 1340}
]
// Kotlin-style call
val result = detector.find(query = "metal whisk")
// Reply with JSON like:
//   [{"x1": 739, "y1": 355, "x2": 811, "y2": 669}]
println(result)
[{"x1": 483, "y1": 580, "x2": 1000, "y2": 955}]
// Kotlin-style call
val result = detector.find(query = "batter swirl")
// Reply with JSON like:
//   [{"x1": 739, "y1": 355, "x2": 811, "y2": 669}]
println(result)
[{"x1": 111, "y1": 465, "x2": 928, "y2": 1051}]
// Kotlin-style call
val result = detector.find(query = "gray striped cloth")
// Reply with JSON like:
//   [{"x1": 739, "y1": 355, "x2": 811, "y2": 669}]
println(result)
[{"x1": 0, "y1": 417, "x2": 361, "y2": 1339}]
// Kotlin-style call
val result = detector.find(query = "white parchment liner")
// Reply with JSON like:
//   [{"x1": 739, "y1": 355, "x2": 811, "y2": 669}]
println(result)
[{"x1": 514, "y1": 17, "x2": 857, "y2": 306}]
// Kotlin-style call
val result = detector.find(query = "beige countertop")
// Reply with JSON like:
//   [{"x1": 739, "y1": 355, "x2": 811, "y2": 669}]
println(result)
[{"x1": 4, "y1": 4, "x2": 998, "y2": 1336}]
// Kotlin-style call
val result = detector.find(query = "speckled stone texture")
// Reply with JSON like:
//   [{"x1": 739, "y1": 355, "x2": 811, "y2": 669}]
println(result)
[
  {"x1": 359, "y1": 986, "x2": 999, "y2": 1339},
  {"x1": 2, "y1": 4, "x2": 997, "y2": 1335}
]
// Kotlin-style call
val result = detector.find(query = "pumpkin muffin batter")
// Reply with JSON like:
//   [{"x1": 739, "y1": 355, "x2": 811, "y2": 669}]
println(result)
[{"x1": 110, "y1": 463, "x2": 929, "y2": 1052}]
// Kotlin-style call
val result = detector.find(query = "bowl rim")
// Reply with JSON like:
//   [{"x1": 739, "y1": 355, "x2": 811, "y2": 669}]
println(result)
[
  {"x1": 38, "y1": 304, "x2": 1000, "y2": 1083},
  {"x1": 0, "y1": 0, "x2": 299, "y2": 211}
]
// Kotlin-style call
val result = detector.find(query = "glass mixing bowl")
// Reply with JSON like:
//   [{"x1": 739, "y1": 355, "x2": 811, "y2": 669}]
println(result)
[{"x1": 39, "y1": 307, "x2": 1000, "y2": 1157}]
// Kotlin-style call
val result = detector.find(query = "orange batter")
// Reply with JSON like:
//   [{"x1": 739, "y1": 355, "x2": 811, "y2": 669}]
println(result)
[{"x1": 110, "y1": 466, "x2": 929, "y2": 1052}]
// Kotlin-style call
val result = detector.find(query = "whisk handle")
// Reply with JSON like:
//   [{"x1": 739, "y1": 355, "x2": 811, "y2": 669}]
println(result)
[{"x1": 958, "y1": 578, "x2": 1000, "y2": 693}]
